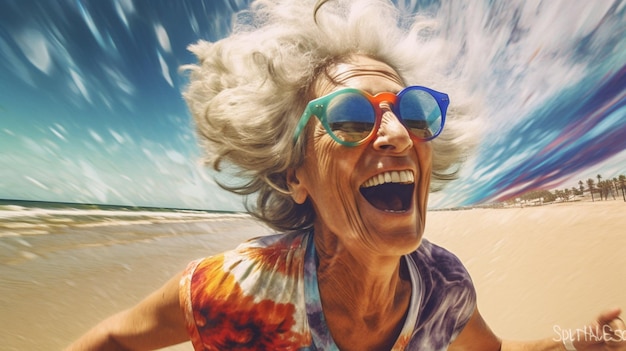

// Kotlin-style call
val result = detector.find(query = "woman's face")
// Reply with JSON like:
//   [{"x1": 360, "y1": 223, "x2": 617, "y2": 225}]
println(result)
[{"x1": 290, "y1": 55, "x2": 432, "y2": 256}]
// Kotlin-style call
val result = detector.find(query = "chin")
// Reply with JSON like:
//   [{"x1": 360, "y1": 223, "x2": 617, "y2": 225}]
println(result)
[{"x1": 369, "y1": 221, "x2": 424, "y2": 255}]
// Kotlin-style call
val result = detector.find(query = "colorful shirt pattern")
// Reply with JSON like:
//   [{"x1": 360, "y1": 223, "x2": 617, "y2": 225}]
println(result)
[{"x1": 179, "y1": 230, "x2": 476, "y2": 350}]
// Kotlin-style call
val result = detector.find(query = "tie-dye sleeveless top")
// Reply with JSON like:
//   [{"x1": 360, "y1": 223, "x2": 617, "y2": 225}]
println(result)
[{"x1": 179, "y1": 230, "x2": 476, "y2": 350}]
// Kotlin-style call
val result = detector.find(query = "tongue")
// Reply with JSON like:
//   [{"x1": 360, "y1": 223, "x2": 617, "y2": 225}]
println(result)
[{"x1": 368, "y1": 191, "x2": 404, "y2": 212}]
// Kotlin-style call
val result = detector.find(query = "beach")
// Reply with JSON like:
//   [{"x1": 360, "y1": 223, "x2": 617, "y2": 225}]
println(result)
[
  {"x1": 427, "y1": 200, "x2": 626, "y2": 341},
  {"x1": 1, "y1": 200, "x2": 625, "y2": 350}
]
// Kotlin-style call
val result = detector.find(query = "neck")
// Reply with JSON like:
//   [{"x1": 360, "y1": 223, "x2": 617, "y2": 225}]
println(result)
[
  {"x1": 313, "y1": 226, "x2": 412, "y2": 350},
  {"x1": 315, "y1": 235, "x2": 409, "y2": 310}
]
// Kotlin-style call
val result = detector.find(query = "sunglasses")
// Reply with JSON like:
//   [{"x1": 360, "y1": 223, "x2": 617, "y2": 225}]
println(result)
[{"x1": 293, "y1": 86, "x2": 449, "y2": 147}]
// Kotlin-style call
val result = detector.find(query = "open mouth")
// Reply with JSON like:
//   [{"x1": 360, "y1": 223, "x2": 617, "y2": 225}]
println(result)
[{"x1": 359, "y1": 170, "x2": 414, "y2": 212}]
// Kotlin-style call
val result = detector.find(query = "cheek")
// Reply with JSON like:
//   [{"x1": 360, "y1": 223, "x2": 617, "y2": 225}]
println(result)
[
  {"x1": 308, "y1": 132, "x2": 355, "y2": 185},
  {"x1": 301, "y1": 137, "x2": 360, "y2": 216},
  {"x1": 415, "y1": 142, "x2": 433, "y2": 175},
  {"x1": 416, "y1": 142, "x2": 433, "y2": 203}
]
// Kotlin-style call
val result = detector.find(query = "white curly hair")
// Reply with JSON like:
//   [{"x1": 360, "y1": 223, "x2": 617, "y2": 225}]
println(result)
[{"x1": 182, "y1": 0, "x2": 480, "y2": 231}]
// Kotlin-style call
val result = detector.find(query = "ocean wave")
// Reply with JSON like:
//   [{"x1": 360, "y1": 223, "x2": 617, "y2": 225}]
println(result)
[
  {"x1": 0, "y1": 203, "x2": 260, "y2": 266},
  {"x1": 0, "y1": 203, "x2": 250, "y2": 238}
]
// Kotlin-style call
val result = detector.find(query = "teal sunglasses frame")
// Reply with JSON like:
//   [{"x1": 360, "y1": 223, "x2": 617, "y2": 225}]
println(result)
[{"x1": 293, "y1": 85, "x2": 450, "y2": 147}]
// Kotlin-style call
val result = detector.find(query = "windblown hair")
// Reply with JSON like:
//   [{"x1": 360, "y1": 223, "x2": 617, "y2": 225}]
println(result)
[{"x1": 182, "y1": 0, "x2": 480, "y2": 231}]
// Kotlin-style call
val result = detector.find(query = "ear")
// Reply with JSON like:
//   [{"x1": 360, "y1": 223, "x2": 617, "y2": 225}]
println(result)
[{"x1": 286, "y1": 168, "x2": 308, "y2": 204}]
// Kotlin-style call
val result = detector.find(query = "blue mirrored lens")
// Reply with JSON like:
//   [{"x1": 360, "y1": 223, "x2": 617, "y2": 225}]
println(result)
[
  {"x1": 326, "y1": 92, "x2": 375, "y2": 142},
  {"x1": 398, "y1": 89, "x2": 443, "y2": 139}
]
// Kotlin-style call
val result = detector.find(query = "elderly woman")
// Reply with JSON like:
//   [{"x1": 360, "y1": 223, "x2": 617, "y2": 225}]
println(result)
[{"x1": 67, "y1": 0, "x2": 625, "y2": 350}]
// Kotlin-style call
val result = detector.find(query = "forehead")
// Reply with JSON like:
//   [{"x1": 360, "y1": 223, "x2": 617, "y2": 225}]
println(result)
[{"x1": 314, "y1": 55, "x2": 405, "y2": 97}]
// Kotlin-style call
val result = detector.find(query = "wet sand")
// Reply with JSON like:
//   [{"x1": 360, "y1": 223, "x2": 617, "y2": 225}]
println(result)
[
  {"x1": 1, "y1": 200, "x2": 624, "y2": 350},
  {"x1": 0, "y1": 217, "x2": 272, "y2": 351}
]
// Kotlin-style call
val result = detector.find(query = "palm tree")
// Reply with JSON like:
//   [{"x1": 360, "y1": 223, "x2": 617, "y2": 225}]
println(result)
[
  {"x1": 587, "y1": 178, "x2": 596, "y2": 202},
  {"x1": 619, "y1": 175, "x2": 626, "y2": 202},
  {"x1": 555, "y1": 189, "x2": 564, "y2": 202},
  {"x1": 610, "y1": 178, "x2": 618, "y2": 200},
  {"x1": 578, "y1": 180, "x2": 585, "y2": 195},
  {"x1": 597, "y1": 174, "x2": 603, "y2": 200},
  {"x1": 600, "y1": 180, "x2": 614, "y2": 201}
]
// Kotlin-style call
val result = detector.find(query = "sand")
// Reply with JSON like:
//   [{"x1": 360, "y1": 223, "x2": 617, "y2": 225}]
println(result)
[
  {"x1": 425, "y1": 200, "x2": 626, "y2": 341},
  {"x1": 1, "y1": 199, "x2": 624, "y2": 350}
]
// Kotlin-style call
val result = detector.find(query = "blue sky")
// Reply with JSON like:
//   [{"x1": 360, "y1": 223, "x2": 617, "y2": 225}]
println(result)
[{"x1": 0, "y1": 0, "x2": 624, "y2": 210}]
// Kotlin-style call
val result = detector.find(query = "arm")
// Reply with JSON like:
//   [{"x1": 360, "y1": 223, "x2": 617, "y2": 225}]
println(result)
[
  {"x1": 448, "y1": 307, "x2": 502, "y2": 351},
  {"x1": 449, "y1": 307, "x2": 626, "y2": 351},
  {"x1": 65, "y1": 271, "x2": 189, "y2": 351}
]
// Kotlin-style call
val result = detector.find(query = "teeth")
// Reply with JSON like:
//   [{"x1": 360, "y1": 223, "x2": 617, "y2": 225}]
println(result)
[{"x1": 361, "y1": 170, "x2": 414, "y2": 188}]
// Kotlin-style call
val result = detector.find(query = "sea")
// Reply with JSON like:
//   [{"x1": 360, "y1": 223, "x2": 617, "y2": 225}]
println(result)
[{"x1": 0, "y1": 199, "x2": 253, "y2": 266}]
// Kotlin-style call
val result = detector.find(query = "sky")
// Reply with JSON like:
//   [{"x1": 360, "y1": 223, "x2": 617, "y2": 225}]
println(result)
[{"x1": 0, "y1": 0, "x2": 624, "y2": 211}]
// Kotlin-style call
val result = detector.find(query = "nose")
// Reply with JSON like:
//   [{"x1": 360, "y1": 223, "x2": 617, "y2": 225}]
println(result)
[{"x1": 372, "y1": 103, "x2": 413, "y2": 152}]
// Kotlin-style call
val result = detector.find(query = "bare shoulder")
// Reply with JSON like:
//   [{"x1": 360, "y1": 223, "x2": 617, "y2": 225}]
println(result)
[{"x1": 448, "y1": 308, "x2": 502, "y2": 351}]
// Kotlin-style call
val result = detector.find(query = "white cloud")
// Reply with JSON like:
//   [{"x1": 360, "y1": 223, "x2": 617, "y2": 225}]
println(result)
[
  {"x1": 77, "y1": 1, "x2": 106, "y2": 49},
  {"x1": 69, "y1": 69, "x2": 92, "y2": 103},
  {"x1": 103, "y1": 65, "x2": 135, "y2": 95},
  {"x1": 165, "y1": 150, "x2": 186, "y2": 164},
  {"x1": 114, "y1": 0, "x2": 135, "y2": 30},
  {"x1": 88, "y1": 130, "x2": 104, "y2": 144},
  {"x1": 158, "y1": 52, "x2": 174, "y2": 87},
  {"x1": 109, "y1": 129, "x2": 125, "y2": 144},
  {"x1": 49, "y1": 126, "x2": 66, "y2": 141},
  {"x1": 15, "y1": 29, "x2": 52, "y2": 74},
  {"x1": 24, "y1": 176, "x2": 49, "y2": 190},
  {"x1": 154, "y1": 23, "x2": 171, "y2": 53},
  {"x1": 79, "y1": 160, "x2": 109, "y2": 203}
]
